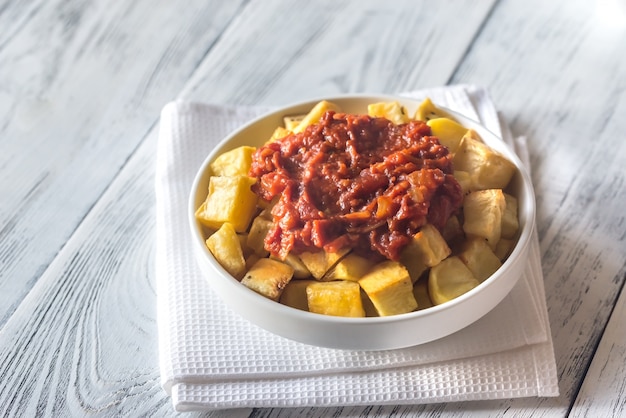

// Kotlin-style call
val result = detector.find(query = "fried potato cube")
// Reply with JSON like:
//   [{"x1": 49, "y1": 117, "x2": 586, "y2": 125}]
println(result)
[
  {"x1": 367, "y1": 101, "x2": 410, "y2": 125},
  {"x1": 360, "y1": 289, "x2": 379, "y2": 317},
  {"x1": 413, "y1": 277, "x2": 434, "y2": 311},
  {"x1": 209, "y1": 146, "x2": 256, "y2": 176},
  {"x1": 442, "y1": 215, "x2": 464, "y2": 246},
  {"x1": 453, "y1": 136, "x2": 516, "y2": 191},
  {"x1": 298, "y1": 248, "x2": 350, "y2": 280},
  {"x1": 428, "y1": 256, "x2": 480, "y2": 305},
  {"x1": 462, "y1": 129, "x2": 483, "y2": 143},
  {"x1": 306, "y1": 281, "x2": 365, "y2": 317},
  {"x1": 358, "y1": 261, "x2": 417, "y2": 316},
  {"x1": 324, "y1": 253, "x2": 375, "y2": 281},
  {"x1": 272, "y1": 253, "x2": 311, "y2": 279},
  {"x1": 245, "y1": 253, "x2": 261, "y2": 271},
  {"x1": 267, "y1": 126, "x2": 291, "y2": 144},
  {"x1": 279, "y1": 279, "x2": 317, "y2": 311},
  {"x1": 416, "y1": 223, "x2": 453, "y2": 266},
  {"x1": 293, "y1": 100, "x2": 341, "y2": 133},
  {"x1": 195, "y1": 175, "x2": 258, "y2": 232},
  {"x1": 237, "y1": 232, "x2": 254, "y2": 259},
  {"x1": 458, "y1": 237, "x2": 502, "y2": 282},
  {"x1": 400, "y1": 223, "x2": 451, "y2": 282},
  {"x1": 414, "y1": 97, "x2": 456, "y2": 122},
  {"x1": 257, "y1": 196, "x2": 278, "y2": 216},
  {"x1": 501, "y1": 193, "x2": 520, "y2": 239},
  {"x1": 241, "y1": 258, "x2": 294, "y2": 301},
  {"x1": 246, "y1": 216, "x2": 273, "y2": 257},
  {"x1": 453, "y1": 170, "x2": 472, "y2": 195},
  {"x1": 205, "y1": 222, "x2": 247, "y2": 280},
  {"x1": 426, "y1": 117, "x2": 468, "y2": 152},
  {"x1": 495, "y1": 238, "x2": 515, "y2": 261},
  {"x1": 283, "y1": 114, "x2": 305, "y2": 131},
  {"x1": 463, "y1": 189, "x2": 506, "y2": 249},
  {"x1": 399, "y1": 257, "x2": 427, "y2": 284}
]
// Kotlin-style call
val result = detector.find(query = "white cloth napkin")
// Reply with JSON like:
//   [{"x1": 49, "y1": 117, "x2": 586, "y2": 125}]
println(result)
[{"x1": 155, "y1": 85, "x2": 559, "y2": 412}]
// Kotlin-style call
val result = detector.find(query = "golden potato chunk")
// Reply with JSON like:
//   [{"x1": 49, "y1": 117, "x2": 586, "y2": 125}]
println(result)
[
  {"x1": 274, "y1": 253, "x2": 311, "y2": 279},
  {"x1": 298, "y1": 248, "x2": 350, "y2": 280},
  {"x1": 205, "y1": 222, "x2": 247, "y2": 280},
  {"x1": 453, "y1": 170, "x2": 472, "y2": 195},
  {"x1": 358, "y1": 261, "x2": 417, "y2": 316},
  {"x1": 441, "y1": 215, "x2": 464, "y2": 247},
  {"x1": 426, "y1": 117, "x2": 467, "y2": 152},
  {"x1": 400, "y1": 223, "x2": 451, "y2": 282},
  {"x1": 306, "y1": 281, "x2": 365, "y2": 317},
  {"x1": 257, "y1": 196, "x2": 278, "y2": 217},
  {"x1": 462, "y1": 129, "x2": 483, "y2": 143},
  {"x1": 428, "y1": 256, "x2": 480, "y2": 305},
  {"x1": 241, "y1": 258, "x2": 294, "y2": 301},
  {"x1": 246, "y1": 216, "x2": 273, "y2": 257},
  {"x1": 210, "y1": 146, "x2": 256, "y2": 176},
  {"x1": 453, "y1": 136, "x2": 516, "y2": 191},
  {"x1": 283, "y1": 114, "x2": 305, "y2": 131},
  {"x1": 279, "y1": 279, "x2": 317, "y2": 311},
  {"x1": 360, "y1": 289, "x2": 379, "y2": 317},
  {"x1": 463, "y1": 189, "x2": 506, "y2": 249},
  {"x1": 367, "y1": 101, "x2": 410, "y2": 125},
  {"x1": 293, "y1": 100, "x2": 340, "y2": 133},
  {"x1": 195, "y1": 175, "x2": 258, "y2": 233},
  {"x1": 494, "y1": 238, "x2": 515, "y2": 261},
  {"x1": 413, "y1": 224, "x2": 452, "y2": 267},
  {"x1": 324, "y1": 253, "x2": 375, "y2": 282},
  {"x1": 458, "y1": 237, "x2": 502, "y2": 282},
  {"x1": 237, "y1": 233, "x2": 252, "y2": 259},
  {"x1": 245, "y1": 253, "x2": 261, "y2": 271},
  {"x1": 413, "y1": 277, "x2": 434, "y2": 311},
  {"x1": 266, "y1": 127, "x2": 291, "y2": 145},
  {"x1": 501, "y1": 193, "x2": 520, "y2": 239},
  {"x1": 414, "y1": 97, "x2": 455, "y2": 122}
]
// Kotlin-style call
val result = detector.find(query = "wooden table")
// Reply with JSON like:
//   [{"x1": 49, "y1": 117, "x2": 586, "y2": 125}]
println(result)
[{"x1": 1, "y1": 0, "x2": 624, "y2": 416}]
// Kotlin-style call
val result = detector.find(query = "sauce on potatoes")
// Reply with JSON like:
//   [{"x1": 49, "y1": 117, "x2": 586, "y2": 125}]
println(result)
[{"x1": 249, "y1": 111, "x2": 462, "y2": 261}]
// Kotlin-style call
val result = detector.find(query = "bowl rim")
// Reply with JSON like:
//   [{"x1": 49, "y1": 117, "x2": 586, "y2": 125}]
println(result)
[{"x1": 187, "y1": 93, "x2": 536, "y2": 327}]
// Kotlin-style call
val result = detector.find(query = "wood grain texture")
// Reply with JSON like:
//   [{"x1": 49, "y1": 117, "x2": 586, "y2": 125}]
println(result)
[
  {"x1": 0, "y1": 0, "x2": 247, "y2": 326},
  {"x1": 181, "y1": 0, "x2": 497, "y2": 105},
  {"x1": 0, "y1": 134, "x2": 161, "y2": 416},
  {"x1": 1, "y1": 0, "x2": 625, "y2": 415},
  {"x1": 0, "y1": 128, "x2": 234, "y2": 417},
  {"x1": 570, "y1": 281, "x2": 626, "y2": 418}
]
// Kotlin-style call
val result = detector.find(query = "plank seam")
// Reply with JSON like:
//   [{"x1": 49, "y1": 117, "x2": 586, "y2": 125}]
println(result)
[
  {"x1": 567, "y1": 269, "x2": 626, "y2": 417},
  {"x1": 446, "y1": 0, "x2": 501, "y2": 86}
]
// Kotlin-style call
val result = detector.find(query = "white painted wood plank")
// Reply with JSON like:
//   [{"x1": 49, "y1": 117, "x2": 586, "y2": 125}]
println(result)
[
  {"x1": 180, "y1": 0, "x2": 497, "y2": 105},
  {"x1": 0, "y1": 0, "x2": 246, "y2": 325},
  {"x1": 570, "y1": 282, "x2": 626, "y2": 418}
]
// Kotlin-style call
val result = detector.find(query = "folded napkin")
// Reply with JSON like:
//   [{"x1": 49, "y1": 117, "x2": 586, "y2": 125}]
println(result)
[{"x1": 155, "y1": 85, "x2": 559, "y2": 411}]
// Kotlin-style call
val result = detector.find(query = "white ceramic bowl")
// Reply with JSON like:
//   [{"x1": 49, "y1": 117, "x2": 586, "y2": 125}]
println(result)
[{"x1": 189, "y1": 94, "x2": 536, "y2": 351}]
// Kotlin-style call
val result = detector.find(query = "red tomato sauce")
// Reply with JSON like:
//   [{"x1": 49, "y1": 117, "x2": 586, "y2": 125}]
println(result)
[{"x1": 249, "y1": 111, "x2": 462, "y2": 261}]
